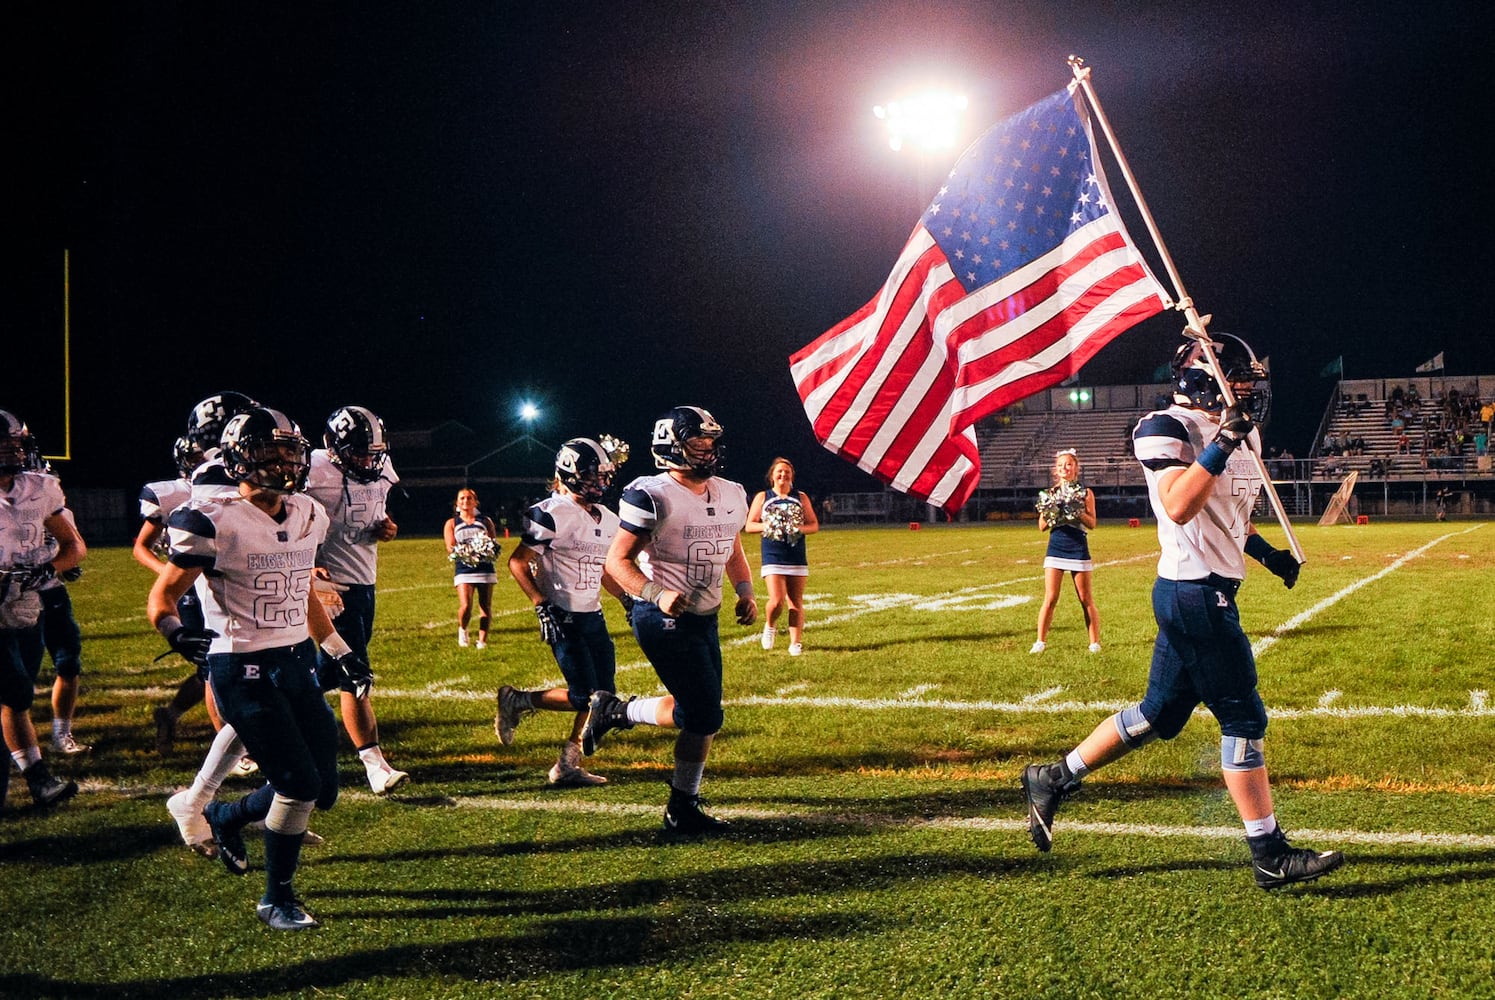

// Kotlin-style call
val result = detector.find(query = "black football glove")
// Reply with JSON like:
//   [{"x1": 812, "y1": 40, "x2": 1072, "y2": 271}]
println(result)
[
  {"x1": 1262, "y1": 548, "x2": 1301, "y2": 590},
  {"x1": 59, "y1": 565, "x2": 83, "y2": 583},
  {"x1": 335, "y1": 652, "x2": 374, "y2": 700},
  {"x1": 535, "y1": 602, "x2": 562, "y2": 645},
  {"x1": 12, "y1": 562, "x2": 56, "y2": 592},
  {"x1": 1213, "y1": 403, "x2": 1254, "y2": 451},
  {"x1": 618, "y1": 593, "x2": 636, "y2": 626},
  {"x1": 165, "y1": 625, "x2": 218, "y2": 668}
]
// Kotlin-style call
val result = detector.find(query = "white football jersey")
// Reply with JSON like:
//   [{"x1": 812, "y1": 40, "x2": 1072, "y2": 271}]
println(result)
[
  {"x1": 521, "y1": 493, "x2": 619, "y2": 613},
  {"x1": 305, "y1": 449, "x2": 399, "y2": 586},
  {"x1": 140, "y1": 476, "x2": 193, "y2": 524},
  {"x1": 189, "y1": 452, "x2": 240, "y2": 502},
  {"x1": 1133, "y1": 404, "x2": 1263, "y2": 582},
  {"x1": 618, "y1": 474, "x2": 748, "y2": 615},
  {"x1": 1, "y1": 470, "x2": 66, "y2": 577},
  {"x1": 166, "y1": 493, "x2": 329, "y2": 653}
]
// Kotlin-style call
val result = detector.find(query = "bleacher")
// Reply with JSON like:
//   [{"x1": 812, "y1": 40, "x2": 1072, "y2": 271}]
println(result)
[
  {"x1": 1313, "y1": 376, "x2": 1494, "y2": 480},
  {"x1": 977, "y1": 403, "x2": 1156, "y2": 489}
]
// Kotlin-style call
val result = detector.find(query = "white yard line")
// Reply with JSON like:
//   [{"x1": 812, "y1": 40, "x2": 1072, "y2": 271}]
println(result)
[{"x1": 1252, "y1": 524, "x2": 1486, "y2": 657}]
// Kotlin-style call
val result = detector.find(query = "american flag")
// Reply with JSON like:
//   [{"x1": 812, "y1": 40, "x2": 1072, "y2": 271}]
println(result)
[{"x1": 791, "y1": 86, "x2": 1170, "y2": 513}]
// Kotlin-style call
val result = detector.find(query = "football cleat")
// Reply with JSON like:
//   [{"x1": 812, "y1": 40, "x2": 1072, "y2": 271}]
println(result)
[
  {"x1": 1249, "y1": 829, "x2": 1345, "y2": 890},
  {"x1": 581, "y1": 690, "x2": 635, "y2": 756},
  {"x1": 494, "y1": 685, "x2": 533, "y2": 746},
  {"x1": 24, "y1": 764, "x2": 78, "y2": 808},
  {"x1": 166, "y1": 789, "x2": 218, "y2": 859},
  {"x1": 369, "y1": 766, "x2": 410, "y2": 795},
  {"x1": 1021, "y1": 762, "x2": 1080, "y2": 853},
  {"x1": 662, "y1": 786, "x2": 729, "y2": 836},
  {"x1": 548, "y1": 743, "x2": 607, "y2": 787},
  {"x1": 256, "y1": 898, "x2": 321, "y2": 931},
  {"x1": 51, "y1": 733, "x2": 91, "y2": 755},
  {"x1": 203, "y1": 802, "x2": 249, "y2": 875}
]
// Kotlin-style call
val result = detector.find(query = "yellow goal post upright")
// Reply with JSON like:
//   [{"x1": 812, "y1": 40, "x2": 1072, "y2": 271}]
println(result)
[{"x1": 1317, "y1": 470, "x2": 1359, "y2": 526}]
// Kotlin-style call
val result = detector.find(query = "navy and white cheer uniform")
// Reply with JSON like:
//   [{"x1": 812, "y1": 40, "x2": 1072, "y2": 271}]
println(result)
[
  {"x1": 1042, "y1": 488, "x2": 1092, "y2": 573},
  {"x1": 758, "y1": 492, "x2": 809, "y2": 578},
  {"x1": 451, "y1": 517, "x2": 498, "y2": 585}
]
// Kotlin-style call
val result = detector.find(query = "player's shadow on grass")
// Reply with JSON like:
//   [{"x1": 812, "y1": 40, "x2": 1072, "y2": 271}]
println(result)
[
  {"x1": 0, "y1": 904, "x2": 896, "y2": 998},
  {"x1": 1304, "y1": 848, "x2": 1495, "y2": 899}
]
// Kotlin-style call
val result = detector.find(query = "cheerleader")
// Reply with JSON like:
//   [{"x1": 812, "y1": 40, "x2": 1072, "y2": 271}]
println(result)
[
  {"x1": 444, "y1": 488, "x2": 499, "y2": 649},
  {"x1": 1032, "y1": 449, "x2": 1101, "y2": 654},
  {"x1": 744, "y1": 457, "x2": 819, "y2": 655}
]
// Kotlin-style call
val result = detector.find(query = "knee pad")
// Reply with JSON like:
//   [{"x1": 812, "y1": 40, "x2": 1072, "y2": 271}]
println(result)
[
  {"x1": 1220, "y1": 735, "x2": 1265, "y2": 772},
  {"x1": 266, "y1": 793, "x2": 316, "y2": 836},
  {"x1": 1112, "y1": 705, "x2": 1159, "y2": 749}
]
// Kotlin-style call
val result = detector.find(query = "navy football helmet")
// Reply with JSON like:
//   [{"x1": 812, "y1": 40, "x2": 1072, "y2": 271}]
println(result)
[
  {"x1": 220, "y1": 407, "x2": 311, "y2": 493},
  {"x1": 185, "y1": 391, "x2": 260, "y2": 452},
  {"x1": 324, "y1": 405, "x2": 390, "y2": 484},
  {"x1": 1170, "y1": 333, "x2": 1271, "y2": 424},
  {"x1": 651, "y1": 406, "x2": 723, "y2": 475},
  {"x1": 173, "y1": 436, "x2": 204, "y2": 478},
  {"x1": 555, "y1": 438, "x2": 618, "y2": 503},
  {"x1": 0, "y1": 410, "x2": 42, "y2": 475}
]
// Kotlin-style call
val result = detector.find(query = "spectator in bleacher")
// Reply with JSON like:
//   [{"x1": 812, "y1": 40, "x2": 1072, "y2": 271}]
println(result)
[
  {"x1": 1394, "y1": 427, "x2": 1411, "y2": 454},
  {"x1": 1031, "y1": 449, "x2": 1101, "y2": 655},
  {"x1": 1479, "y1": 398, "x2": 1493, "y2": 432},
  {"x1": 1348, "y1": 434, "x2": 1365, "y2": 456}
]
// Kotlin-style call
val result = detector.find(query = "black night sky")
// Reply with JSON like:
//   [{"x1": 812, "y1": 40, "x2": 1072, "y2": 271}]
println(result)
[{"x1": 8, "y1": 2, "x2": 1487, "y2": 494}]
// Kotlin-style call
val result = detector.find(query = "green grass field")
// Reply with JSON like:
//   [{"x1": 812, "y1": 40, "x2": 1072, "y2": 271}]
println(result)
[{"x1": 3, "y1": 520, "x2": 1493, "y2": 999}]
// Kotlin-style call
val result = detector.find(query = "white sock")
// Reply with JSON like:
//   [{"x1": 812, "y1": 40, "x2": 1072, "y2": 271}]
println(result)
[
  {"x1": 1064, "y1": 749, "x2": 1090, "y2": 779},
  {"x1": 627, "y1": 696, "x2": 668, "y2": 726},
  {"x1": 191, "y1": 725, "x2": 246, "y2": 800},
  {"x1": 358, "y1": 744, "x2": 389, "y2": 772},
  {"x1": 12, "y1": 747, "x2": 42, "y2": 770},
  {"x1": 52, "y1": 719, "x2": 71, "y2": 740},
  {"x1": 672, "y1": 759, "x2": 706, "y2": 795},
  {"x1": 1244, "y1": 814, "x2": 1279, "y2": 838}
]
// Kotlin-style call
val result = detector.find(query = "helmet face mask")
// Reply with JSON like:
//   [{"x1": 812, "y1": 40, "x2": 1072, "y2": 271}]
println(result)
[
  {"x1": 221, "y1": 408, "x2": 311, "y2": 494},
  {"x1": 324, "y1": 406, "x2": 389, "y2": 484},
  {"x1": 0, "y1": 410, "x2": 42, "y2": 476},
  {"x1": 186, "y1": 392, "x2": 260, "y2": 453},
  {"x1": 651, "y1": 406, "x2": 724, "y2": 476},
  {"x1": 555, "y1": 438, "x2": 615, "y2": 503},
  {"x1": 1170, "y1": 333, "x2": 1271, "y2": 425}
]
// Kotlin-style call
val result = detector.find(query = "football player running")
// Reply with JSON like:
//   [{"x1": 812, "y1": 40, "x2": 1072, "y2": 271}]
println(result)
[
  {"x1": 1019, "y1": 335, "x2": 1343, "y2": 890},
  {"x1": 306, "y1": 405, "x2": 407, "y2": 795},
  {"x1": 142, "y1": 391, "x2": 257, "y2": 756},
  {"x1": 497, "y1": 435, "x2": 634, "y2": 786},
  {"x1": 148, "y1": 407, "x2": 368, "y2": 930},
  {"x1": 0, "y1": 409, "x2": 84, "y2": 811},
  {"x1": 588, "y1": 406, "x2": 757, "y2": 835}
]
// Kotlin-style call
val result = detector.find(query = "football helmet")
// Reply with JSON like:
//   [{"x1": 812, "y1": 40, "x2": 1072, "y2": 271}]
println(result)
[
  {"x1": 220, "y1": 407, "x2": 311, "y2": 493},
  {"x1": 555, "y1": 438, "x2": 617, "y2": 503},
  {"x1": 185, "y1": 392, "x2": 260, "y2": 452},
  {"x1": 1170, "y1": 333, "x2": 1271, "y2": 424},
  {"x1": 651, "y1": 406, "x2": 724, "y2": 475},
  {"x1": 173, "y1": 436, "x2": 204, "y2": 478},
  {"x1": 0, "y1": 410, "x2": 42, "y2": 475},
  {"x1": 324, "y1": 405, "x2": 390, "y2": 484}
]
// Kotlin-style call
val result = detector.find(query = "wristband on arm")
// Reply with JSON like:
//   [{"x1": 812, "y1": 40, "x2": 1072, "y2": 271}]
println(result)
[
  {"x1": 637, "y1": 581, "x2": 664, "y2": 605},
  {"x1": 320, "y1": 633, "x2": 353, "y2": 659}
]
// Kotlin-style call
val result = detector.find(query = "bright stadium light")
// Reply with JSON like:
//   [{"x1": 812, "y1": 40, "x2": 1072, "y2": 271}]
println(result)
[
  {"x1": 873, "y1": 91, "x2": 969, "y2": 153},
  {"x1": 518, "y1": 402, "x2": 540, "y2": 423}
]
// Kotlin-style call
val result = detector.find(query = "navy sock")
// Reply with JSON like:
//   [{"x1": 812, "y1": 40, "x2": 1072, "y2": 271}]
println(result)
[
  {"x1": 261, "y1": 829, "x2": 304, "y2": 905},
  {"x1": 223, "y1": 782, "x2": 276, "y2": 828}
]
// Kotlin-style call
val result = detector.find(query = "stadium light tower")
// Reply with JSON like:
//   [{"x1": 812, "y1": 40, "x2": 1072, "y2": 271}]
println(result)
[
  {"x1": 463, "y1": 399, "x2": 554, "y2": 483},
  {"x1": 873, "y1": 89, "x2": 969, "y2": 210}
]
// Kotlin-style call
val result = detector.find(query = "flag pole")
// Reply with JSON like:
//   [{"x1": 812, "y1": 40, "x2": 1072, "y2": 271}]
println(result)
[{"x1": 1067, "y1": 56, "x2": 1305, "y2": 563}]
